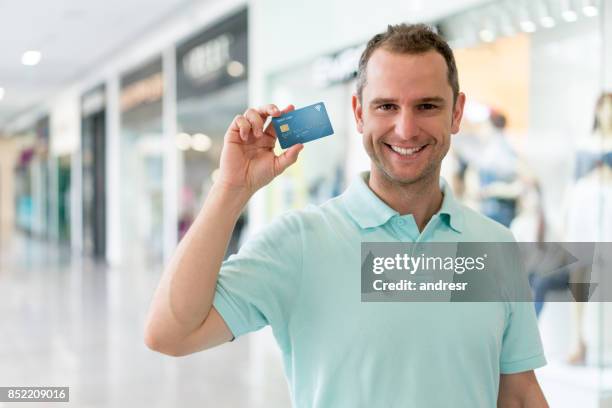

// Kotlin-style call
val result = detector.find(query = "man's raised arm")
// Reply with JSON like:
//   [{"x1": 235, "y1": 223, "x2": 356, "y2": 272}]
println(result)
[{"x1": 144, "y1": 104, "x2": 303, "y2": 357}]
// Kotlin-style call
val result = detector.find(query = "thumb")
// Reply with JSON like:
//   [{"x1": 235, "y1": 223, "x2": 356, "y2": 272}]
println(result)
[{"x1": 274, "y1": 144, "x2": 304, "y2": 175}]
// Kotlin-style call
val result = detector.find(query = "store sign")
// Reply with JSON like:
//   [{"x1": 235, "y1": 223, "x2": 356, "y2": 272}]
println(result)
[
  {"x1": 120, "y1": 57, "x2": 163, "y2": 115},
  {"x1": 182, "y1": 34, "x2": 232, "y2": 84},
  {"x1": 176, "y1": 9, "x2": 248, "y2": 100},
  {"x1": 81, "y1": 85, "x2": 105, "y2": 116},
  {"x1": 120, "y1": 72, "x2": 163, "y2": 113},
  {"x1": 312, "y1": 44, "x2": 365, "y2": 87}
]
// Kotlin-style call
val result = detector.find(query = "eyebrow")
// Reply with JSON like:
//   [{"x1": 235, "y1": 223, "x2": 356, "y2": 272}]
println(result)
[{"x1": 369, "y1": 96, "x2": 446, "y2": 106}]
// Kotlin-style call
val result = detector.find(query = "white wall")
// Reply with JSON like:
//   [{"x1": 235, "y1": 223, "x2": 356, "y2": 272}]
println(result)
[
  {"x1": 250, "y1": 0, "x2": 489, "y2": 79},
  {"x1": 527, "y1": 17, "x2": 601, "y2": 223}
]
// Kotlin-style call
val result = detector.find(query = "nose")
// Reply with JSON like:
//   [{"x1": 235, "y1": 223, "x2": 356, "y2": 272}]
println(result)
[{"x1": 395, "y1": 109, "x2": 420, "y2": 139}]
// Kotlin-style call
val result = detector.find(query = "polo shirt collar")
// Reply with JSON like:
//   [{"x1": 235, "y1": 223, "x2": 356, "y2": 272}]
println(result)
[
  {"x1": 342, "y1": 172, "x2": 464, "y2": 233},
  {"x1": 438, "y1": 177, "x2": 465, "y2": 233}
]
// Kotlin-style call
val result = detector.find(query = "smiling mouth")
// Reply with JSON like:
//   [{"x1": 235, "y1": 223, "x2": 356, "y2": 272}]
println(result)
[{"x1": 385, "y1": 143, "x2": 428, "y2": 157}]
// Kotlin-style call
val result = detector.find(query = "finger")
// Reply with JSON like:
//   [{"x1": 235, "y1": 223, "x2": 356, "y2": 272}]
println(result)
[
  {"x1": 259, "y1": 104, "x2": 281, "y2": 117},
  {"x1": 274, "y1": 143, "x2": 303, "y2": 176},
  {"x1": 280, "y1": 104, "x2": 295, "y2": 115},
  {"x1": 234, "y1": 115, "x2": 252, "y2": 141},
  {"x1": 258, "y1": 104, "x2": 281, "y2": 135},
  {"x1": 263, "y1": 104, "x2": 296, "y2": 137},
  {"x1": 244, "y1": 108, "x2": 265, "y2": 138}
]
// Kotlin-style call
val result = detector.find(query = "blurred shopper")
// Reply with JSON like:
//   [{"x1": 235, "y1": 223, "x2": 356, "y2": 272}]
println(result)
[
  {"x1": 510, "y1": 180, "x2": 569, "y2": 318},
  {"x1": 145, "y1": 24, "x2": 548, "y2": 407},
  {"x1": 564, "y1": 92, "x2": 612, "y2": 365},
  {"x1": 475, "y1": 111, "x2": 522, "y2": 227},
  {"x1": 450, "y1": 106, "x2": 523, "y2": 223}
]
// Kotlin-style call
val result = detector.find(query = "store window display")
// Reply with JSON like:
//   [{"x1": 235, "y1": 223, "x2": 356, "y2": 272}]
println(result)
[
  {"x1": 453, "y1": 110, "x2": 523, "y2": 227},
  {"x1": 437, "y1": 4, "x2": 611, "y2": 401},
  {"x1": 563, "y1": 92, "x2": 612, "y2": 366},
  {"x1": 175, "y1": 9, "x2": 248, "y2": 258},
  {"x1": 119, "y1": 58, "x2": 165, "y2": 265}
]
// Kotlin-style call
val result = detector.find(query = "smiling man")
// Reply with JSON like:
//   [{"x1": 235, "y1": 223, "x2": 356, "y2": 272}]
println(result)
[{"x1": 145, "y1": 24, "x2": 548, "y2": 407}]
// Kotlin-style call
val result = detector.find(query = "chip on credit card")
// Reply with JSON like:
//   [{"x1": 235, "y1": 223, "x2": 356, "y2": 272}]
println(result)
[{"x1": 271, "y1": 102, "x2": 334, "y2": 149}]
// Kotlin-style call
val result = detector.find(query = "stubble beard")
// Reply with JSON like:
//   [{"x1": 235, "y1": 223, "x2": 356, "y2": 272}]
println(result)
[{"x1": 367, "y1": 139, "x2": 443, "y2": 188}]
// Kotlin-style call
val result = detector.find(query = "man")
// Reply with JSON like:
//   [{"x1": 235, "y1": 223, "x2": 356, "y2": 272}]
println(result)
[{"x1": 145, "y1": 24, "x2": 548, "y2": 407}]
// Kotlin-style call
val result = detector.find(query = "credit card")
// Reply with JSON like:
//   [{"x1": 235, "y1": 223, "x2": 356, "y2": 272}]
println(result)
[{"x1": 271, "y1": 102, "x2": 334, "y2": 149}]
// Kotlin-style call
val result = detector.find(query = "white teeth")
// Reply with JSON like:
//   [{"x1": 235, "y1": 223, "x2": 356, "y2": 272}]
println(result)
[{"x1": 390, "y1": 145, "x2": 424, "y2": 156}]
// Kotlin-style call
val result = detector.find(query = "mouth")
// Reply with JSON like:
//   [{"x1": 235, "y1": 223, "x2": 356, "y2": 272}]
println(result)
[{"x1": 385, "y1": 143, "x2": 428, "y2": 158}]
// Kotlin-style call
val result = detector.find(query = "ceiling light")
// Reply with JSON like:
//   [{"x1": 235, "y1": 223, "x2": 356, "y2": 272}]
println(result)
[
  {"x1": 479, "y1": 29, "x2": 495, "y2": 43},
  {"x1": 583, "y1": 6, "x2": 598, "y2": 17},
  {"x1": 519, "y1": 20, "x2": 537, "y2": 33},
  {"x1": 176, "y1": 133, "x2": 192, "y2": 151},
  {"x1": 192, "y1": 133, "x2": 212, "y2": 152},
  {"x1": 540, "y1": 16, "x2": 556, "y2": 28},
  {"x1": 21, "y1": 50, "x2": 42, "y2": 66},
  {"x1": 535, "y1": 0, "x2": 556, "y2": 28},
  {"x1": 562, "y1": 9, "x2": 578, "y2": 21}
]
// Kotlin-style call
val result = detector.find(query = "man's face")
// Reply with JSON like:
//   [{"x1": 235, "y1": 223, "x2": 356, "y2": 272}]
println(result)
[{"x1": 352, "y1": 49, "x2": 465, "y2": 185}]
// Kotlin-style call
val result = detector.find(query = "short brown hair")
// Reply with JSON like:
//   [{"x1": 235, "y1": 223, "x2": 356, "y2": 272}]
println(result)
[{"x1": 356, "y1": 23, "x2": 459, "y2": 104}]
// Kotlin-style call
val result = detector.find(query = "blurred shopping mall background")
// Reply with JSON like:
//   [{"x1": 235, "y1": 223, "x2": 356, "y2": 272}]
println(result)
[{"x1": 1, "y1": 0, "x2": 612, "y2": 406}]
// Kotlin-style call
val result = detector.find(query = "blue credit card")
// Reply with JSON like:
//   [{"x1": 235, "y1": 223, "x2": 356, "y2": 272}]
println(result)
[{"x1": 271, "y1": 102, "x2": 334, "y2": 149}]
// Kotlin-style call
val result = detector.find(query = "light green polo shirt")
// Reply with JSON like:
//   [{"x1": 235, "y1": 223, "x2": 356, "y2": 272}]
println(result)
[{"x1": 213, "y1": 172, "x2": 546, "y2": 408}]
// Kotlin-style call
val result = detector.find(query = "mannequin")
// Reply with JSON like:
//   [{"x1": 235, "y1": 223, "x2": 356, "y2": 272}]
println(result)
[{"x1": 565, "y1": 92, "x2": 612, "y2": 365}]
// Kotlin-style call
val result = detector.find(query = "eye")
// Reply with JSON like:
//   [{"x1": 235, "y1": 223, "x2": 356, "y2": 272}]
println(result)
[
  {"x1": 378, "y1": 103, "x2": 397, "y2": 111},
  {"x1": 418, "y1": 103, "x2": 438, "y2": 111}
]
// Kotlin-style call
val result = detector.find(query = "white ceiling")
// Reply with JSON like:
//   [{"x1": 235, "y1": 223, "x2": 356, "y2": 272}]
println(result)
[{"x1": 0, "y1": 0, "x2": 195, "y2": 130}]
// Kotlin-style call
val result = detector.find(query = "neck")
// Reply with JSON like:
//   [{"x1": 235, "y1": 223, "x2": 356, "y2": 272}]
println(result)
[{"x1": 368, "y1": 168, "x2": 444, "y2": 232}]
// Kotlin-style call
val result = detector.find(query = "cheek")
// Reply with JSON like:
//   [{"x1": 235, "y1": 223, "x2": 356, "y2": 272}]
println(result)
[
  {"x1": 363, "y1": 116, "x2": 390, "y2": 139},
  {"x1": 425, "y1": 116, "x2": 453, "y2": 138}
]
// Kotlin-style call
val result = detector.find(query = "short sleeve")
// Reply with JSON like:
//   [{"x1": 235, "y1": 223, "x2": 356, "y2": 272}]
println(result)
[
  {"x1": 500, "y1": 301, "x2": 547, "y2": 374},
  {"x1": 212, "y1": 211, "x2": 303, "y2": 341}
]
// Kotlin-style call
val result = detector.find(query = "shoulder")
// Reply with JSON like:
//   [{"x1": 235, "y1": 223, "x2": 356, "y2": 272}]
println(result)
[
  {"x1": 458, "y1": 202, "x2": 516, "y2": 242},
  {"x1": 260, "y1": 194, "x2": 351, "y2": 237}
]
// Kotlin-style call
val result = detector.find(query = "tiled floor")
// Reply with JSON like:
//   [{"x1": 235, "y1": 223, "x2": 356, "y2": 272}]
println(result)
[{"x1": 0, "y1": 234, "x2": 292, "y2": 407}]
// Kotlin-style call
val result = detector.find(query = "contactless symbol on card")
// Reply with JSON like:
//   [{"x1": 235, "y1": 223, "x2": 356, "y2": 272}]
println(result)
[{"x1": 271, "y1": 102, "x2": 334, "y2": 149}]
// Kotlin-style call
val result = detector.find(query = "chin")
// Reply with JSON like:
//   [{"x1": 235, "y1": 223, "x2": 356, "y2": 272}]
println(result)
[
  {"x1": 381, "y1": 168, "x2": 427, "y2": 185},
  {"x1": 378, "y1": 162, "x2": 438, "y2": 186}
]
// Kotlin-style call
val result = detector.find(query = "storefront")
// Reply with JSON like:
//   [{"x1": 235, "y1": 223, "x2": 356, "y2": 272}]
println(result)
[
  {"x1": 81, "y1": 85, "x2": 107, "y2": 258},
  {"x1": 175, "y1": 8, "x2": 248, "y2": 256},
  {"x1": 17, "y1": 116, "x2": 53, "y2": 239},
  {"x1": 13, "y1": 133, "x2": 37, "y2": 235},
  {"x1": 119, "y1": 58, "x2": 165, "y2": 265},
  {"x1": 436, "y1": 0, "x2": 612, "y2": 404},
  {"x1": 264, "y1": 43, "x2": 366, "y2": 220}
]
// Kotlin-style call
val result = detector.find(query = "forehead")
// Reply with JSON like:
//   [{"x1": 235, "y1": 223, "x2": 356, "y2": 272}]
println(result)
[{"x1": 363, "y1": 49, "x2": 452, "y2": 101}]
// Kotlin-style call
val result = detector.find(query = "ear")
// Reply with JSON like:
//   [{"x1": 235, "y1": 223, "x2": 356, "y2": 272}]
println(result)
[
  {"x1": 352, "y1": 94, "x2": 364, "y2": 134},
  {"x1": 451, "y1": 92, "x2": 466, "y2": 135}
]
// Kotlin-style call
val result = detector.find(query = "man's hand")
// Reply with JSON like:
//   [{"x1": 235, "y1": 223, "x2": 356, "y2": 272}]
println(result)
[
  {"x1": 217, "y1": 104, "x2": 304, "y2": 195},
  {"x1": 498, "y1": 371, "x2": 548, "y2": 407}
]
